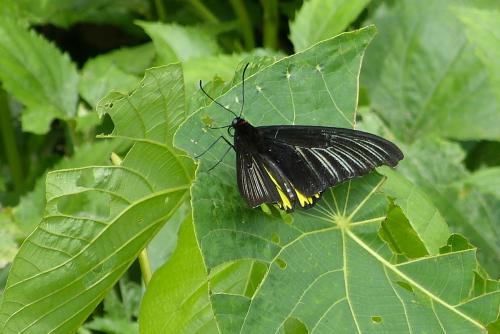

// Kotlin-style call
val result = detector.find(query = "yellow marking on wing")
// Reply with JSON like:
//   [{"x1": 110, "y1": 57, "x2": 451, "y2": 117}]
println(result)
[
  {"x1": 264, "y1": 167, "x2": 292, "y2": 210},
  {"x1": 296, "y1": 189, "x2": 313, "y2": 207},
  {"x1": 314, "y1": 193, "x2": 320, "y2": 198}
]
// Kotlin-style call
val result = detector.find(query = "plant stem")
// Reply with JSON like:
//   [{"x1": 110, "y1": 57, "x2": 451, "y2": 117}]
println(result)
[
  {"x1": 260, "y1": 0, "x2": 279, "y2": 50},
  {"x1": 154, "y1": 0, "x2": 167, "y2": 22},
  {"x1": 229, "y1": 0, "x2": 255, "y2": 50},
  {"x1": 64, "y1": 119, "x2": 77, "y2": 155},
  {"x1": 0, "y1": 89, "x2": 24, "y2": 193},
  {"x1": 139, "y1": 249, "x2": 152, "y2": 285},
  {"x1": 189, "y1": 0, "x2": 219, "y2": 23}
]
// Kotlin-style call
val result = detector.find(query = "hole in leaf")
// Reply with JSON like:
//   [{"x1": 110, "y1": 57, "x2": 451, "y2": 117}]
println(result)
[
  {"x1": 276, "y1": 258, "x2": 287, "y2": 270},
  {"x1": 396, "y1": 281, "x2": 413, "y2": 292},
  {"x1": 244, "y1": 261, "x2": 268, "y2": 297},
  {"x1": 271, "y1": 233, "x2": 280, "y2": 245},
  {"x1": 371, "y1": 316, "x2": 383, "y2": 324},
  {"x1": 108, "y1": 102, "x2": 113, "y2": 108},
  {"x1": 283, "y1": 317, "x2": 308, "y2": 334}
]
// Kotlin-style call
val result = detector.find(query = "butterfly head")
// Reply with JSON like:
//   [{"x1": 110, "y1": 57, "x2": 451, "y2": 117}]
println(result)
[{"x1": 231, "y1": 117, "x2": 247, "y2": 128}]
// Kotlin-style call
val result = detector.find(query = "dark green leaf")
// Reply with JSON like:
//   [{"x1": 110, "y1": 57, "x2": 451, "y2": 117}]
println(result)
[
  {"x1": 0, "y1": 18, "x2": 78, "y2": 134},
  {"x1": 362, "y1": 0, "x2": 500, "y2": 142},
  {"x1": 396, "y1": 137, "x2": 500, "y2": 277}
]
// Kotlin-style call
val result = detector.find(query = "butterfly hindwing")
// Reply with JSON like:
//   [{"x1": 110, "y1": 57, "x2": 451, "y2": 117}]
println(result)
[
  {"x1": 235, "y1": 131, "x2": 320, "y2": 211},
  {"x1": 235, "y1": 134, "x2": 286, "y2": 209}
]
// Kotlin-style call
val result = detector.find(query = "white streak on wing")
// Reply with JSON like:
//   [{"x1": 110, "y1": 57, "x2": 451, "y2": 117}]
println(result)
[
  {"x1": 252, "y1": 157, "x2": 267, "y2": 198},
  {"x1": 319, "y1": 148, "x2": 355, "y2": 176},
  {"x1": 296, "y1": 147, "x2": 330, "y2": 182},
  {"x1": 339, "y1": 136, "x2": 387, "y2": 162},
  {"x1": 248, "y1": 159, "x2": 260, "y2": 199},
  {"x1": 332, "y1": 145, "x2": 366, "y2": 170},
  {"x1": 304, "y1": 147, "x2": 340, "y2": 181},
  {"x1": 335, "y1": 142, "x2": 374, "y2": 168}
]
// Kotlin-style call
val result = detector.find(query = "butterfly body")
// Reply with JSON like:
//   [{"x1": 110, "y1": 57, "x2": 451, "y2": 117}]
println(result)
[{"x1": 231, "y1": 117, "x2": 403, "y2": 212}]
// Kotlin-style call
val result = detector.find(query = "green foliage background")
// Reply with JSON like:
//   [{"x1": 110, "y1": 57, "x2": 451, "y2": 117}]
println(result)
[{"x1": 0, "y1": 0, "x2": 498, "y2": 333}]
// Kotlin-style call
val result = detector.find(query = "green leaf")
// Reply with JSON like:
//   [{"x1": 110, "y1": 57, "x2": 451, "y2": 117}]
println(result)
[
  {"x1": 0, "y1": 18, "x2": 79, "y2": 134},
  {"x1": 464, "y1": 167, "x2": 500, "y2": 199},
  {"x1": 378, "y1": 166, "x2": 450, "y2": 256},
  {"x1": 139, "y1": 213, "x2": 216, "y2": 333},
  {"x1": 172, "y1": 26, "x2": 498, "y2": 332},
  {"x1": 97, "y1": 66, "x2": 188, "y2": 145},
  {"x1": 138, "y1": 22, "x2": 221, "y2": 64},
  {"x1": 83, "y1": 277, "x2": 141, "y2": 334},
  {"x1": 396, "y1": 137, "x2": 500, "y2": 277},
  {"x1": 0, "y1": 210, "x2": 19, "y2": 269},
  {"x1": 140, "y1": 210, "x2": 271, "y2": 333},
  {"x1": 0, "y1": 0, "x2": 150, "y2": 28},
  {"x1": 289, "y1": 0, "x2": 371, "y2": 52},
  {"x1": 12, "y1": 140, "x2": 129, "y2": 238},
  {"x1": 362, "y1": 0, "x2": 500, "y2": 142},
  {"x1": 183, "y1": 50, "x2": 284, "y2": 90},
  {"x1": 0, "y1": 64, "x2": 193, "y2": 333},
  {"x1": 455, "y1": 6, "x2": 500, "y2": 102},
  {"x1": 79, "y1": 43, "x2": 156, "y2": 108}
]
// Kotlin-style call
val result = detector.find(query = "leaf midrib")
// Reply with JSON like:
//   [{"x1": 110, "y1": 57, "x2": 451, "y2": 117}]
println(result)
[{"x1": 346, "y1": 229, "x2": 485, "y2": 331}]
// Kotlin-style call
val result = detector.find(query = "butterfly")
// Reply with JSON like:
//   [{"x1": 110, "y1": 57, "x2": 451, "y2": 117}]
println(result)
[{"x1": 198, "y1": 64, "x2": 404, "y2": 212}]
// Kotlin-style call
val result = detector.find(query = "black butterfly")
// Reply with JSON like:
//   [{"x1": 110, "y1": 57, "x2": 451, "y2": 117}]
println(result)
[{"x1": 198, "y1": 64, "x2": 404, "y2": 212}]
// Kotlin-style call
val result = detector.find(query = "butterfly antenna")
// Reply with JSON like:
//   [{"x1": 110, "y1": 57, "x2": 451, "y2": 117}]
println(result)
[
  {"x1": 199, "y1": 80, "x2": 238, "y2": 118},
  {"x1": 239, "y1": 63, "x2": 250, "y2": 117}
]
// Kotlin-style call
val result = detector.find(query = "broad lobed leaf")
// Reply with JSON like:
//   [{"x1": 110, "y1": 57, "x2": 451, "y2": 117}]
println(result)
[
  {"x1": 0, "y1": 64, "x2": 194, "y2": 333},
  {"x1": 170, "y1": 26, "x2": 499, "y2": 333}
]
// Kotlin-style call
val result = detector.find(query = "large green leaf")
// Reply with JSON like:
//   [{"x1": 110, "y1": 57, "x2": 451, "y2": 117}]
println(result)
[
  {"x1": 362, "y1": 0, "x2": 499, "y2": 142},
  {"x1": 0, "y1": 64, "x2": 194, "y2": 333},
  {"x1": 395, "y1": 137, "x2": 500, "y2": 278},
  {"x1": 173, "y1": 26, "x2": 499, "y2": 332},
  {"x1": 0, "y1": 18, "x2": 78, "y2": 134},
  {"x1": 289, "y1": 0, "x2": 371, "y2": 52},
  {"x1": 139, "y1": 212, "x2": 216, "y2": 333}
]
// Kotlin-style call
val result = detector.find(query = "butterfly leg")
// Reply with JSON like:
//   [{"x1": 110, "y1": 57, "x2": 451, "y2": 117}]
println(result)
[
  {"x1": 195, "y1": 135, "x2": 234, "y2": 158},
  {"x1": 207, "y1": 145, "x2": 233, "y2": 172}
]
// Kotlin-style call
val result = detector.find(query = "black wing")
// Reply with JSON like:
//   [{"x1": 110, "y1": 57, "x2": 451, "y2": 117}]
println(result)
[
  {"x1": 235, "y1": 129, "x2": 318, "y2": 212},
  {"x1": 235, "y1": 133, "x2": 282, "y2": 208},
  {"x1": 257, "y1": 125, "x2": 403, "y2": 197}
]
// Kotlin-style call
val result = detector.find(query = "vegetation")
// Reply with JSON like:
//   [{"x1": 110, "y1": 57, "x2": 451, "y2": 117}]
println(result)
[{"x1": 0, "y1": 0, "x2": 498, "y2": 333}]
